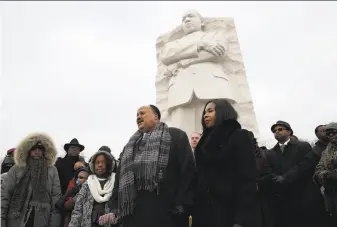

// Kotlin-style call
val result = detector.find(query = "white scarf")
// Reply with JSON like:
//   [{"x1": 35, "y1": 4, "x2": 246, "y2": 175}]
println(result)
[{"x1": 87, "y1": 173, "x2": 115, "y2": 203}]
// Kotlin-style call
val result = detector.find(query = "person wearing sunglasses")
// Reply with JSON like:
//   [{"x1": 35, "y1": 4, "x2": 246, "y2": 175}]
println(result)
[
  {"x1": 265, "y1": 120, "x2": 322, "y2": 227},
  {"x1": 314, "y1": 122, "x2": 337, "y2": 224}
]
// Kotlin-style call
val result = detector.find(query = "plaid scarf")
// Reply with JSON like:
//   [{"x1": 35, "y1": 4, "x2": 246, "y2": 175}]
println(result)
[
  {"x1": 9, "y1": 158, "x2": 49, "y2": 219},
  {"x1": 117, "y1": 122, "x2": 171, "y2": 217}
]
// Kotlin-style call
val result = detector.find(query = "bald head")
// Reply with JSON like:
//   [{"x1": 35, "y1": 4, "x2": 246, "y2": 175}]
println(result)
[{"x1": 136, "y1": 105, "x2": 160, "y2": 133}]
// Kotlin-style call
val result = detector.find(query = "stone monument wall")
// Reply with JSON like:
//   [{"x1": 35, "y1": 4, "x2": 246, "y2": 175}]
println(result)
[{"x1": 155, "y1": 16, "x2": 260, "y2": 138}]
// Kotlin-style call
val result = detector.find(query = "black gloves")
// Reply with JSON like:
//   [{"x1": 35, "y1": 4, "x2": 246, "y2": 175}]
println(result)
[
  {"x1": 325, "y1": 172, "x2": 337, "y2": 180},
  {"x1": 70, "y1": 184, "x2": 81, "y2": 196},
  {"x1": 55, "y1": 185, "x2": 81, "y2": 210},
  {"x1": 55, "y1": 197, "x2": 66, "y2": 210},
  {"x1": 323, "y1": 172, "x2": 337, "y2": 191},
  {"x1": 272, "y1": 175, "x2": 286, "y2": 184},
  {"x1": 169, "y1": 205, "x2": 185, "y2": 216}
]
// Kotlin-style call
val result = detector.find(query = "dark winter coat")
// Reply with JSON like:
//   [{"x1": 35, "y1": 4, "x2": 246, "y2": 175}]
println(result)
[
  {"x1": 255, "y1": 148, "x2": 274, "y2": 227},
  {"x1": 1, "y1": 155, "x2": 15, "y2": 174},
  {"x1": 266, "y1": 140, "x2": 327, "y2": 227},
  {"x1": 1, "y1": 133, "x2": 61, "y2": 227},
  {"x1": 110, "y1": 127, "x2": 196, "y2": 227},
  {"x1": 312, "y1": 140, "x2": 335, "y2": 226},
  {"x1": 192, "y1": 119, "x2": 260, "y2": 227},
  {"x1": 55, "y1": 155, "x2": 86, "y2": 195},
  {"x1": 312, "y1": 140, "x2": 328, "y2": 156}
]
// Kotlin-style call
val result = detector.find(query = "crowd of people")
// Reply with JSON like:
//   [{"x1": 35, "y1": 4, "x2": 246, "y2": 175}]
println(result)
[{"x1": 1, "y1": 99, "x2": 336, "y2": 227}]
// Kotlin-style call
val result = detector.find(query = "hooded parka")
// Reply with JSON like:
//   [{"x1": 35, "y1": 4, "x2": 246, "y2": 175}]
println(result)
[{"x1": 1, "y1": 133, "x2": 61, "y2": 227}]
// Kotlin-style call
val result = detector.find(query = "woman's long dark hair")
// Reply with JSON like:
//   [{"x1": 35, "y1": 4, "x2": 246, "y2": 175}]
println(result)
[{"x1": 201, "y1": 99, "x2": 238, "y2": 134}]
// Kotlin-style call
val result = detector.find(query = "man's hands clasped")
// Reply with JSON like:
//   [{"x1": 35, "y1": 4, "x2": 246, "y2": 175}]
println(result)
[{"x1": 198, "y1": 41, "x2": 226, "y2": 57}]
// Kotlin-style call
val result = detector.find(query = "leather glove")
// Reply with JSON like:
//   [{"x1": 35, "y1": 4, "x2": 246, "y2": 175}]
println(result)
[
  {"x1": 55, "y1": 198, "x2": 66, "y2": 210},
  {"x1": 258, "y1": 173, "x2": 276, "y2": 183},
  {"x1": 55, "y1": 185, "x2": 81, "y2": 210},
  {"x1": 272, "y1": 175, "x2": 286, "y2": 184},
  {"x1": 98, "y1": 213, "x2": 117, "y2": 226},
  {"x1": 325, "y1": 172, "x2": 337, "y2": 180},
  {"x1": 69, "y1": 184, "x2": 81, "y2": 196},
  {"x1": 233, "y1": 224, "x2": 243, "y2": 227},
  {"x1": 169, "y1": 205, "x2": 185, "y2": 216}
]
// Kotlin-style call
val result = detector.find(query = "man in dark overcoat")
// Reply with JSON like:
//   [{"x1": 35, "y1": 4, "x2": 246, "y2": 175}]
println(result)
[
  {"x1": 263, "y1": 120, "x2": 325, "y2": 227},
  {"x1": 103, "y1": 105, "x2": 196, "y2": 227}
]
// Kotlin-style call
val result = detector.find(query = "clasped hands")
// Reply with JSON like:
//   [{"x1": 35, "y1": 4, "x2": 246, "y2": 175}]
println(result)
[
  {"x1": 324, "y1": 171, "x2": 337, "y2": 182},
  {"x1": 198, "y1": 41, "x2": 225, "y2": 57},
  {"x1": 272, "y1": 175, "x2": 286, "y2": 184},
  {"x1": 168, "y1": 205, "x2": 185, "y2": 216},
  {"x1": 99, "y1": 207, "x2": 243, "y2": 227},
  {"x1": 98, "y1": 213, "x2": 117, "y2": 226},
  {"x1": 258, "y1": 174, "x2": 286, "y2": 185},
  {"x1": 98, "y1": 206, "x2": 185, "y2": 225}
]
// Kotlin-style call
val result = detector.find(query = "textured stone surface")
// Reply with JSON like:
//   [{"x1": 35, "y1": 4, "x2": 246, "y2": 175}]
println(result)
[{"x1": 155, "y1": 11, "x2": 259, "y2": 138}]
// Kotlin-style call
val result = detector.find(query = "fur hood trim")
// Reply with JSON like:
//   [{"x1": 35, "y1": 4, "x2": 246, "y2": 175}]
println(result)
[
  {"x1": 14, "y1": 132, "x2": 58, "y2": 167},
  {"x1": 89, "y1": 150, "x2": 116, "y2": 175}
]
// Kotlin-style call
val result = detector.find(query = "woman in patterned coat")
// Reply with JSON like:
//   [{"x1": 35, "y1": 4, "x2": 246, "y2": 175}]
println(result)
[
  {"x1": 314, "y1": 122, "x2": 337, "y2": 224},
  {"x1": 68, "y1": 149, "x2": 117, "y2": 227}
]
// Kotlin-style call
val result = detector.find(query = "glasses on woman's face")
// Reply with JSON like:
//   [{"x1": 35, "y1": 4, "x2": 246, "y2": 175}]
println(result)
[
  {"x1": 77, "y1": 176, "x2": 87, "y2": 180},
  {"x1": 326, "y1": 130, "x2": 337, "y2": 137}
]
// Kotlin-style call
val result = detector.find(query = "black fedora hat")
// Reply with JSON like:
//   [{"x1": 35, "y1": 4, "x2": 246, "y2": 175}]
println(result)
[
  {"x1": 271, "y1": 120, "x2": 293, "y2": 136},
  {"x1": 64, "y1": 138, "x2": 85, "y2": 152}
]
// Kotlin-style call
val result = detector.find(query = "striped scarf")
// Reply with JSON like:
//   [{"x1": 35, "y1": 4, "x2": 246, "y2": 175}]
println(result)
[
  {"x1": 117, "y1": 122, "x2": 171, "y2": 217},
  {"x1": 9, "y1": 158, "x2": 49, "y2": 219}
]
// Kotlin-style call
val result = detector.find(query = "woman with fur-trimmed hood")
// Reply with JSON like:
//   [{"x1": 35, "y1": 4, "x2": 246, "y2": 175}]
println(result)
[
  {"x1": 68, "y1": 149, "x2": 117, "y2": 227},
  {"x1": 1, "y1": 133, "x2": 61, "y2": 227}
]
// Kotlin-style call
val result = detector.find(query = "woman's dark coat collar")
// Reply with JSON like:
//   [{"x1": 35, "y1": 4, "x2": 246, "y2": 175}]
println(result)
[{"x1": 196, "y1": 119, "x2": 242, "y2": 161}]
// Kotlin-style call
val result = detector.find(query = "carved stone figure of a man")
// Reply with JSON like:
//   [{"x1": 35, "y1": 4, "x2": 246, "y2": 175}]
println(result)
[{"x1": 160, "y1": 10, "x2": 237, "y2": 135}]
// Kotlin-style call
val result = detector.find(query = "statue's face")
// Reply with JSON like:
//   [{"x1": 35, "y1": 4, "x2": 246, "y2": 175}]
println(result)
[{"x1": 181, "y1": 11, "x2": 202, "y2": 35}]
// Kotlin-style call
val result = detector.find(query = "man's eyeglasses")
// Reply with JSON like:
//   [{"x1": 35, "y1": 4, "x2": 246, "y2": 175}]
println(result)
[{"x1": 272, "y1": 128, "x2": 286, "y2": 133}]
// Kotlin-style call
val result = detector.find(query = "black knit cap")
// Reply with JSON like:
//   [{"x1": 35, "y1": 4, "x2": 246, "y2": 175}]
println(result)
[
  {"x1": 74, "y1": 166, "x2": 89, "y2": 181},
  {"x1": 99, "y1": 145, "x2": 111, "y2": 153}
]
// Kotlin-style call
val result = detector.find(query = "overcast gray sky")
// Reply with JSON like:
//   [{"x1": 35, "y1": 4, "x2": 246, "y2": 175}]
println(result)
[{"x1": 1, "y1": 1, "x2": 337, "y2": 159}]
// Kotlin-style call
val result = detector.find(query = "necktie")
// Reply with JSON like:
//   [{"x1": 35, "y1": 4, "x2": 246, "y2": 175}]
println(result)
[{"x1": 280, "y1": 144, "x2": 285, "y2": 152}]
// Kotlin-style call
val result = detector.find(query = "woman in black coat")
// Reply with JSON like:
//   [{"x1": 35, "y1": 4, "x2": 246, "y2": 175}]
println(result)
[{"x1": 192, "y1": 99, "x2": 260, "y2": 227}]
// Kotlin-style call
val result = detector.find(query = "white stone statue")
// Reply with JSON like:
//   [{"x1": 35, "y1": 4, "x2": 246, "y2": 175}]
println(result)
[{"x1": 155, "y1": 10, "x2": 259, "y2": 138}]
